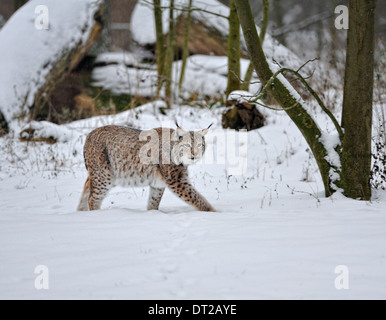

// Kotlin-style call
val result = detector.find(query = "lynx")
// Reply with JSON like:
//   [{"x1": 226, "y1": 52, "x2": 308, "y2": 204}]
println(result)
[{"x1": 77, "y1": 124, "x2": 215, "y2": 212}]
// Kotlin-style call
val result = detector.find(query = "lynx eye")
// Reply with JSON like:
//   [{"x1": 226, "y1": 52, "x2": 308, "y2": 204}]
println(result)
[
  {"x1": 197, "y1": 143, "x2": 203, "y2": 148},
  {"x1": 184, "y1": 143, "x2": 192, "y2": 148}
]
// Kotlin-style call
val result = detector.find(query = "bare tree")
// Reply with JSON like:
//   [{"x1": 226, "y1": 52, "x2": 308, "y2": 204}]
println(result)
[
  {"x1": 153, "y1": 0, "x2": 166, "y2": 99},
  {"x1": 241, "y1": 0, "x2": 269, "y2": 91},
  {"x1": 341, "y1": 0, "x2": 377, "y2": 199},
  {"x1": 226, "y1": 0, "x2": 241, "y2": 96},
  {"x1": 178, "y1": 0, "x2": 193, "y2": 93},
  {"x1": 234, "y1": 0, "x2": 377, "y2": 200},
  {"x1": 164, "y1": 0, "x2": 176, "y2": 108}
]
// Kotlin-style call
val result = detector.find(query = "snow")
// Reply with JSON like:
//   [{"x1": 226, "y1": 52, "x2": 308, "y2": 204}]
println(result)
[
  {"x1": 267, "y1": 60, "x2": 304, "y2": 104},
  {"x1": 228, "y1": 90, "x2": 256, "y2": 102},
  {"x1": 0, "y1": 0, "x2": 102, "y2": 126},
  {"x1": 20, "y1": 121, "x2": 80, "y2": 144},
  {"x1": 1, "y1": 0, "x2": 385, "y2": 300},
  {"x1": 131, "y1": 0, "x2": 230, "y2": 45},
  {"x1": 95, "y1": 52, "x2": 142, "y2": 67},
  {"x1": 320, "y1": 132, "x2": 341, "y2": 169},
  {"x1": 1, "y1": 101, "x2": 386, "y2": 299},
  {"x1": 92, "y1": 54, "x2": 262, "y2": 99},
  {"x1": 321, "y1": 131, "x2": 342, "y2": 191},
  {"x1": 130, "y1": 0, "x2": 312, "y2": 78},
  {"x1": 173, "y1": 55, "x2": 261, "y2": 98},
  {"x1": 131, "y1": 0, "x2": 317, "y2": 76},
  {"x1": 92, "y1": 64, "x2": 159, "y2": 97}
]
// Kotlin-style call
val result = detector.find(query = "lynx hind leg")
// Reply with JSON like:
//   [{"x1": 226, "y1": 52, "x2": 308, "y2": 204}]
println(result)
[
  {"x1": 87, "y1": 170, "x2": 113, "y2": 211},
  {"x1": 77, "y1": 176, "x2": 91, "y2": 211},
  {"x1": 147, "y1": 187, "x2": 165, "y2": 210}
]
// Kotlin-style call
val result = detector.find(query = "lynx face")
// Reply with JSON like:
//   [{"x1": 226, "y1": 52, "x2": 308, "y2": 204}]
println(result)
[{"x1": 172, "y1": 126, "x2": 209, "y2": 165}]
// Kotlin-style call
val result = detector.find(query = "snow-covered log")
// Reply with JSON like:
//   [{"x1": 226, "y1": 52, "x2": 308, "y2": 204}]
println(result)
[{"x1": 0, "y1": 0, "x2": 104, "y2": 132}]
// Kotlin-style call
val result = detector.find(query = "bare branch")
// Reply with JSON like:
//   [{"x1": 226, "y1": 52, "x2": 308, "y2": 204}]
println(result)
[
  {"x1": 245, "y1": 66, "x2": 344, "y2": 141},
  {"x1": 141, "y1": 0, "x2": 229, "y2": 20},
  {"x1": 295, "y1": 57, "x2": 319, "y2": 74}
]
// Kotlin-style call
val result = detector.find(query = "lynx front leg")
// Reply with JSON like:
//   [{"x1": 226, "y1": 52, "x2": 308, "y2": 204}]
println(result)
[
  {"x1": 147, "y1": 186, "x2": 165, "y2": 210},
  {"x1": 167, "y1": 181, "x2": 216, "y2": 212},
  {"x1": 159, "y1": 164, "x2": 215, "y2": 212}
]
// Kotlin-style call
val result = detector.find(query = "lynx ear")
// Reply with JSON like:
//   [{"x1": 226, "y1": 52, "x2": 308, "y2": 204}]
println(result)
[
  {"x1": 175, "y1": 121, "x2": 186, "y2": 140},
  {"x1": 199, "y1": 123, "x2": 213, "y2": 136}
]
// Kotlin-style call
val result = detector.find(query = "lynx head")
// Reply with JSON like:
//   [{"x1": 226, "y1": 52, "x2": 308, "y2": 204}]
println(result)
[{"x1": 172, "y1": 122, "x2": 212, "y2": 165}]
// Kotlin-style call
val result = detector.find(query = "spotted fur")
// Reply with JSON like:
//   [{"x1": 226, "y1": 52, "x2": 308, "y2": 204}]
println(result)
[{"x1": 77, "y1": 125, "x2": 215, "y2": 212}]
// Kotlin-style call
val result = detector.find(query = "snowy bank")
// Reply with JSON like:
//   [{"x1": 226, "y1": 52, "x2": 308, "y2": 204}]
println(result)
[{"x1": 0, "y1": 0, "x2": 103, "y2": 127}]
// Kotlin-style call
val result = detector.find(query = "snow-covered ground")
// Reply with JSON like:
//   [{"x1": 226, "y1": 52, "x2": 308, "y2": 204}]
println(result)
[
  {"x1": 1, "y1": 101, "x2": 386, "y2": 300},
  {"x1": 92, "y1": 54, "x2": 262, "y2": 99},
  {"x1": 1, "y1": 0, "x2": 385, "y2": 301}
]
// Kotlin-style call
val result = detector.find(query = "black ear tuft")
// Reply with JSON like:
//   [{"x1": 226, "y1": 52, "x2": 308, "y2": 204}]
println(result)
[
  {"x1": 207, "y1": 123, "x2": 213, "y2": 129},
  {"x1": 176, "y1": 121, "x2": 184, "y2": 140}
]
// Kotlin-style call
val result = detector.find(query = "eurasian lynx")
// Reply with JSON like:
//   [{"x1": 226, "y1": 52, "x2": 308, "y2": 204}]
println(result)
[{"x1": 77, "y1": 124, "x2": 215, "y2": 212}]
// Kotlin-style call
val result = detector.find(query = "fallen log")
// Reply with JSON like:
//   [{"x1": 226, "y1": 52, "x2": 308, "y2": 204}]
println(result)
[
  {"x1": 0, "y1": 0, "x2": 104, "y2": 131},
  {"x1": 222, "y1": 99, "x2": 266, "y2": 131}
]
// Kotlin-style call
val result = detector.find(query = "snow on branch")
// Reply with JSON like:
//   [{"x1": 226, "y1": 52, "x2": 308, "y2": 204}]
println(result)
[{"x1": 239, "y1": 59, "x2": 344, "y2": 142}]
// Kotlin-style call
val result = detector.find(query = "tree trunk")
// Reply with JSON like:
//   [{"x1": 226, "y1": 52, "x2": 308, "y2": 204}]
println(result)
[
  {"x1": 164, "y1": 0, "x2": 176, "y2": 108},
  {"x1": 241, "y1": 0, "x2": 269, "y2": 91},
  {"x1": 328, "y1": 0, "x2": 339, "y2": 68},
  {"x1": 154, "y1": 0, "x2": 165, "y2": 99},
  {"x1": 226, "y1": 0, "x2": 241, "y2": 96},
  {"x1": 272, "y1": 0, "x2": 285, "y2": 45},
  {"x1": 259, "y1": 0, "x2": 269, "y2": 44},
  {"x1": 341, "y1": 0, "x2": 377, "y2": 200},
  {"x1": 178, "y1": 0, "x2": 193, "y2": 94},
  {"x1": 234, "y1": 0, "x2": 334, "y2": 196}
]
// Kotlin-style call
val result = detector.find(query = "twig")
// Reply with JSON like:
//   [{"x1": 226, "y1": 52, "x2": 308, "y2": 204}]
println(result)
[
  {"x1": 141, "y1": 0, "x2": 229, "y2": 20},
  {"x1": 286, "y1": 184, "x2": 321, "y2": 205},
  {"x1": 296, "y1": 57, "x2": 319, "y2": 73},
  {"x1": 243, "y1": 66, "x2": 344, "y2": 142},
  {"x1": 280, "y1": 67, "x2": 344, "y2": 141}
]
